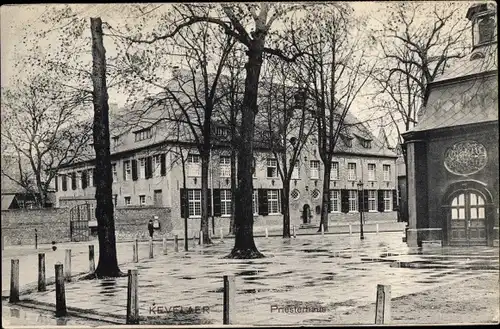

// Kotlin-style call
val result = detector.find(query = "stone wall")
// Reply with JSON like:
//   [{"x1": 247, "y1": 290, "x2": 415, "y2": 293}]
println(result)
[{"x1": 1, "y1": 206, "x2": 172, "y2": 246}]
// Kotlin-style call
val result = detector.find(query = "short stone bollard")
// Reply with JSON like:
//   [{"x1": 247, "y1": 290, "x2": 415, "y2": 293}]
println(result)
[
  {"x1": 192, "y1": 233, "x2": 197, "y2": 248},
  {"x1": 163, "y1": 237, "x2": 167, "y2": 255},
  {"x1": 38, "y1": 253, "x2": 46, "y2": 292},
  {"x1": 89, "y1": 245, "x2": 95, "y2": 273},
  {"x1": 55, "y1": 263, "x2": 67, "y2": 317},
  {"x1": 349, "y1": 224, "x2": 352, "y2": 236},
  {"x1": 149, "y1": 238, "x2": 154, "y2": 259},
  {"x1": 199, "y1": 230, "x2": 204, "y2": 245},
  {"x1": 292, "y1": 225, "x2": 296, "y2": 238},
  {"x1": 64, "y1": 249, "x2": 72, "y2": 282},
  {"x1": 126, "y1": 269, "x2": 139, "y2": 324},
  {"x1": 133, "y1": 240, "x2": 139, "y2": 263},
  {"x1": 9, "y1": 259, "x2": 19, "y2": 303},
  {"x1": 174, "y1": 235, "x2": 179, "y2": 252},
  {"x1": 265, "y1": 228, "x2": 269, "y2": 238},
  {"x1": 223, "y1": 275, "x2": 235, "y2": 325},
  {"x1": 220, "y1": 228, "x2": 224, "y2": 241},
  {"x1": 375, "y1": 284, "x2": 391, "y2": 324},
  {"x1": 321, "y1": 224, "x2": 324, "y2": 236},
  {"x1": 376, "y1": 223, "x2": 380, "y2": 234}
]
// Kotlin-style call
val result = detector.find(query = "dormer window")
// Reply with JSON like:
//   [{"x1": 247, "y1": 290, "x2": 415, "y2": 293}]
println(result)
[
  {"x1": 361, "y1": 139, "x2": 372, "y2": 149},
  {"x1": 340, "y1": 134, "x2": 353, "y2": 148},
  {"x1": 112, "y1": 136, "x2": 119, "y2": 147},
  {"x1": 473, "y1": 13, "x2": 497, "y2": 46},
  {"x1": 294, "y1": 88, "x2": 307, "y2": 109},
  {"x1": 134, "y1": 128, "x2": 152, "y2": 142}
]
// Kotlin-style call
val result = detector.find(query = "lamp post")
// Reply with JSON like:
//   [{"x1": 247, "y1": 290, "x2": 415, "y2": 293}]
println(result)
[{"x1": 357, "y1": 180, "x2": 365, "y2": 240}]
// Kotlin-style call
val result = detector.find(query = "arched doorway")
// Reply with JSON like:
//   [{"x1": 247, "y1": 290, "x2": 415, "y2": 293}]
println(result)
[
  {"x1": 448, "y1": 189, "x2": 488, "y2": 246},
  {"x1": 302, "y1": 204, "x2": 311, "y2": 224}
]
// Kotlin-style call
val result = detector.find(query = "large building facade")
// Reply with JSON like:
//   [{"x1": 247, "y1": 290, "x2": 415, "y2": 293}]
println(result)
[
  {"x1": 55, "y1": 95, "x2": 398, "y2": 237},
  {"x1": 403, "y1": 3, "x2": 498, "y2": 247}
]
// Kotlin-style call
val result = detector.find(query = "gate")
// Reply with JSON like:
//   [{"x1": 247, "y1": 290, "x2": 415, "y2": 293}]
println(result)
[{"x1": 70, "y1": 203, "x2": 91, "y2": 242}]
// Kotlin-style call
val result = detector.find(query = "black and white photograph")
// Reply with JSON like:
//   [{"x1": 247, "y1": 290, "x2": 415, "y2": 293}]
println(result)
[{"x1": 1, "y1": 2, "x2": 498, "y2": 327}]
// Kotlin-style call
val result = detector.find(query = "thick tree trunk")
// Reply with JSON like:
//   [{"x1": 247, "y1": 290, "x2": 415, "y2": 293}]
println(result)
[
  {"x1": 318, "y1": 165, "x2": 331, "y2": 232},
  {"x1": 229, "y1": 149, "x2": 237, "y2": 235},
  {"x1": 90, "y1": 17, "x2": 122, "y2": 278},
  {"x1": 225, "y1": 47, "x2": 265, "y2": 259},
  {"x1": 200, "y1": 153, "x2": 211, "y2": 244},
  {"x1": 282, "y1": 182, "x2": 291, "y2": 238}
]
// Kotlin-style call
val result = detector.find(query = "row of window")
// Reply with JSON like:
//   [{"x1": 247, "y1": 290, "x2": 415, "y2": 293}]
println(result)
[
  {"x1": 58, "y1": 154, "x2": 167, "y2": 191},
  {"x1": 270, "y1": 159, "x2": 391, "y2": 181},
  {"x1": 179, "y1": 188, "x2": 396, "y2": 218},
  {"x1": 59, "y1": 155, "x2": 392, "y2": 191}
]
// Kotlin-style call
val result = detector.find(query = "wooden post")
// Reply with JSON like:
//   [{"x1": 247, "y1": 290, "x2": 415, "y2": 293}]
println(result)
[
  {"x1": 349, "y1": 224, "x2": 352, "y2": 236},
  {"x1": 199, "y1": 230, "x2": 203, "y2": 245},
  {"x1": 126, "y1": 269, "x2": 139, "y2": 324},
  {"x1": 375, "y1": 284, "x2": 391, "y2": 324},
  {"x1": 162, "y1": 237, "x2": 167, "y2": 255},
  {"x1": 133, "y1": 240, "x2": 138, "y2": 263},
  {"x1": 55, "y1": 263, "x2": 67, "y2": 317},
  {"x1": 220, "y1": 228, "x2": 224, "y2": 241},
  {"x1": 89, "y1": 245, "x2": 95, "y2": 273},
  {"x1": 148, "y1": 238, "x2": 153, "y2": 258},
  {"x1": 265, "y1": 228, "x2": 269, "y2": 238},
  {"x1": 9, "y1": 259, "x2": 19, "y2": 303},
  {"x1": 223, "y1": 275, "x2": 235, "y2": 325},
  {"x1": 376, "y1": 223, "x2": 380, "y2": 234},
  {"x1": 174, "y1": 235, "x2": 179, "y2": 252},
  {"x1": 64, "y1": 249, "x2": 72, "y2": 282},
  {"x1": 35, "y1": 229, "x2": 38, "y2": 249},
  {"x1": 38, "y1": 253, "x2": 46, "y2": 292}
]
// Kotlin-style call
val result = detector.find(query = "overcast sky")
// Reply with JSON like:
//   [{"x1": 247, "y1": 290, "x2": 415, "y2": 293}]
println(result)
[{"x1": 0, "y1": 2, "x2": 477, "y2": 143}]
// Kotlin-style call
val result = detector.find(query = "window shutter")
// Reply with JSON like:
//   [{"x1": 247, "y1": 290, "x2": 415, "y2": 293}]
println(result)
[
  {"x1": 71, "y1": 172, "x2": 77, "y2": 190},
  {"x1": 132, "y1": 160, "x2": 138, "y2": 181},
  {"x1": 55, "y1": 175, "x2": 59, "y2": 192},
  {"x1": 392, "y1": 189, "x2": 398, "y2": 210},
  {"x1": 280, "y1": 189, "x2": 285, "y2": 214},
  {"x1": 123, "y1": 162, "x2": 127, "y2": 180},
  {"x1": 363, "y1": 190, "x2": 369, "y2": 212},
  {"x1": 146, "y1": 156, "x2": 153, "y2": 179},
  {"x1": 358, "y1": 190, "x2": 364, "y2": 212},
  {"x1": 327, "y1": 191, "x2": 332, "y2": 212},
  {"x1": 378, "y1": 190, "x2": 385, "y2": 212},
  {"x1": 160, "y1": 154, "x2": 166, "y2": 176},
  {"x1": 92, "y1": 168, "x2": 96, "y2": 186},
  {"x1": 258, "y1": 189, "x2": 269, "y2": 216},
  {"x1": 213, "y1": 189, "x2": 221, "y2": 217},
  {"x1": 62, "y1": 175, "x2": 67, "y2": 191},
  {"x1": 82, "y1": 171, "x2": 88, "y2": 189},
  {"x1": 180, "y1": 188, "x2": 187, "y2": 218},
  {"x1": 341, "y1": 189, "x2": 349, "y2": 213}
]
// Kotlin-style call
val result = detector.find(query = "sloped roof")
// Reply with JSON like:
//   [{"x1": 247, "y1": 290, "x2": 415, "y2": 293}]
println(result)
[
  {"x1": 1, "y1": 194, "x2": 17, "y2": 210},
  {"x1": 406, "y1": 71, "x2": 498, "y2": 133}
]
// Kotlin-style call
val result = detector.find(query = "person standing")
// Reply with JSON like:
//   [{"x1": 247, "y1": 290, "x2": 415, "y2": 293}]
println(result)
[{"x1": 148, "y1": 219, "x2": 154, "y2": 239}]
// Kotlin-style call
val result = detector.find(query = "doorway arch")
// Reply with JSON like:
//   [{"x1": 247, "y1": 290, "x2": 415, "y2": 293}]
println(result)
[
  {"x1": 443, "y1": 180, "x2": 493, "y2": 246},
  {"x1": 302, "y1": 204, "x2": 311, "y2": 224}
]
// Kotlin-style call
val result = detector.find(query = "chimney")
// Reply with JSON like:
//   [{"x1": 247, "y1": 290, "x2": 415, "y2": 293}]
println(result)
[{"x1": 466, "y1": 2, "x2": 497, "y2": 53}]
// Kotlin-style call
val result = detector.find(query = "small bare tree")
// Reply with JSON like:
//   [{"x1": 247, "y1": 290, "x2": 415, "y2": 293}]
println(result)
[
  {"x1": 259, "y1": 59, "x2": 316, "y2": 238},
  {"x1": 292, "y1": 6, "x2": 375, "y2": 232},
  {"x1": 1, "y1": 76, "x2": 92, "y2": 208}
]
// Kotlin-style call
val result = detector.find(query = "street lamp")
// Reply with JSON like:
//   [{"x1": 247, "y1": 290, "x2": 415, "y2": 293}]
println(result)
[{"x1": 357, "y1": 180, "x2": 365, "y2": 240}]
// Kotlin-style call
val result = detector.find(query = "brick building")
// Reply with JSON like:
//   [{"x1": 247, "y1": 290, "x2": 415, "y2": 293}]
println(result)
[{"x1": 55, "y1": 89, "x2": 397, "y2": 237}]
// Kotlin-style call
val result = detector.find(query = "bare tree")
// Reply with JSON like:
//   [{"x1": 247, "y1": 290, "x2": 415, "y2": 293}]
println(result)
[
  {"x1": 258, "y1": 59, "x2": 316, "y2": 238},
  {"x1": 370, "y1": 2, "x2": 471, "y2": 158},
  {"x1": 114, "y1": 10, "x2": 237, "y2": 245},
  {"x1": 292, "y1": 6, "x2": 375, "y2": 232},
  {"x1": 1, "y1": 76, "x2": 92, "y2": 208},
  {"x1": 106, "y1": 3, "x2": 321, "y2": 258}
]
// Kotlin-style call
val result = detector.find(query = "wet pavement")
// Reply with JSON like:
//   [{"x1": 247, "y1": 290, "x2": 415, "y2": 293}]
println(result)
[{"x1": 3, "y1": 232, "x2": 498, "y2": 326}]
